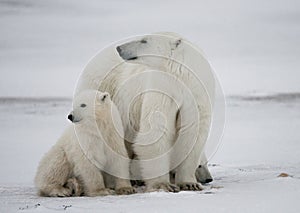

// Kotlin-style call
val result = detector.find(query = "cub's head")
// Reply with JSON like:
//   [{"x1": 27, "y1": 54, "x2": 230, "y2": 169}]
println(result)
[{"x1": 67, "y1": 90, "x2": 111, "y2": 125}]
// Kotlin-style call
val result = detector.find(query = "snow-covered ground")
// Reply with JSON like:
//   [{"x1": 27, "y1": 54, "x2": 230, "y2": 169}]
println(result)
[{"x1": 0, "y1": 95, "x2": 299, "y2": 212}]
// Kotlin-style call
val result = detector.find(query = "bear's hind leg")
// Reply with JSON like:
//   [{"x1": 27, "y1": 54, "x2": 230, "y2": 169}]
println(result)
[
  {"x1": 35, "y1": 146, "x2": 73, "y2": 197},
  {"x1": 174, "y1": 103, "x2": 211, "y2": 191}
]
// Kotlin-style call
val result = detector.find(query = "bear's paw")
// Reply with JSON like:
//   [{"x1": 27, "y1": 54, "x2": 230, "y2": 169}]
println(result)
[
  {"x1": 87, "y1": 188, "x2": 115, "y2": 196},
  {"x1": 177, "y1": 182, "x2": 204, "y2": 191},
  {"x1": 116, "y1": 187, "x2": 136, "y2": 195},
  {"x1": 147, "y1": 183, "x2": 180, "y2": 193}
]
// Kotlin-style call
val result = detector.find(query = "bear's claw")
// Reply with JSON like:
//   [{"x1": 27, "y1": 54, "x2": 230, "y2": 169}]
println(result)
[
  {"x1": 87, "y1": 188, "x2": 115, "y2": 196},
  {"x1": 65, "y1": 177, "x2": 83, "y2": 196},
  {"x1": 148, "y1": 183, "x2": 180, "y2": 193},
  {"x1": 48, "y1": 187, "x2": 72, "y2": 197},
  {"x1": 177, "y1": 182, "x2": 204, "y2": 191},
  {"x1": 116, "y1": 187, "x2": 136, "y2": 195}
]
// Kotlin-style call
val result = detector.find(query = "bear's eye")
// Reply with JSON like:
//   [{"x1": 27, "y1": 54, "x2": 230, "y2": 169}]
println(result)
[{"x1": 80, "y1": 104, "x2": 86, "y2": 108}]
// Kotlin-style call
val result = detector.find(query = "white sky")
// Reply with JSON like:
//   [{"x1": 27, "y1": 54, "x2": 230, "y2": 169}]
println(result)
[{"x1": 0, "y1": 0, "x2": 299, "y2": 97}]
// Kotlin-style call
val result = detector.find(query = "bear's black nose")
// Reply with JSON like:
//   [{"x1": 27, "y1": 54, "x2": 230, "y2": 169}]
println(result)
[
  {"x1": 67, "y1": 114, "x2": 74, "y2": 122},
  {"x1": 205, "y1": 178, "x2": 213, "y2": 183}
]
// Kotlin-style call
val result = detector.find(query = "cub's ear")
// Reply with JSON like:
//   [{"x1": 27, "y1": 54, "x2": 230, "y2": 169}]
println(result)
[
  {"x1": 171, "y1": 39, "x2": 182, "y2": 50},
  {"x1": 99, "y1": 92, "x2": 110, "y2": 102}
]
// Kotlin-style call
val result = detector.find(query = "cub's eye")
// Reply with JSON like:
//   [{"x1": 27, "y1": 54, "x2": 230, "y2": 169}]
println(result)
[
  {"x1": 80, "y1": 104, "x2": 86, "y2": 108},
  {"x1": 101, "y1": 94, "x2": 107, "y2": 101}
]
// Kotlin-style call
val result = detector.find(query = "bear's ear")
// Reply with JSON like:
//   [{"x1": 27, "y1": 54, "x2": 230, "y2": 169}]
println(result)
[
  {"x1": 171, "y1": 39, "x2": 182, "y2": 50},
  {"x1": 99, "y1": 92, "x2": 110, "y2": 102}
]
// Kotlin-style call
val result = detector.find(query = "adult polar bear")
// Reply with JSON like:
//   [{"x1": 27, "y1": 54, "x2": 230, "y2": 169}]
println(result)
[{"x1": 75, "y1": 33, "x2": 215, "y2": 191}]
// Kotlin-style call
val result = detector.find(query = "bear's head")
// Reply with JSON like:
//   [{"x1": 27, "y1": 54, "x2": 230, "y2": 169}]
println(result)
[
  {"x1": 195, "y1": 163, "x2": 213, "y2": 184},
  {"x1": 67, "y1": 90, "x2": 111, "y2": 125},
  {"x1": 116, "y1": 33, "x2": 182, "y2": 68}
]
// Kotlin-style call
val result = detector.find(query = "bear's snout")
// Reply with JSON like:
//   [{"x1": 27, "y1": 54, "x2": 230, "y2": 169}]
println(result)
[
  {"x1": 67, "y1": 114, "x2": 74, "y2": 122},
  {"x1": 116, "y1": 45, "x2": 138, "y2": 61},
  {"x1": 116, "y1": 46, "x2": 123, "y2": 55}
]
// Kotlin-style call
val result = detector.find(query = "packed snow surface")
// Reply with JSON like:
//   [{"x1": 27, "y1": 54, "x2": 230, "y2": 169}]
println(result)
[{"x1": 0, "y1": 95, "x2": 299, "y2": 212}]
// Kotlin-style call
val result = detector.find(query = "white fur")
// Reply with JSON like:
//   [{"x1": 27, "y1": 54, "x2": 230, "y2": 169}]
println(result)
[
  {"x1": 75, "y1": 32, "x2": 215, "y2": 191},
  {"x1": 35, "y1": 90, "x2": 134, "y2": 196}
]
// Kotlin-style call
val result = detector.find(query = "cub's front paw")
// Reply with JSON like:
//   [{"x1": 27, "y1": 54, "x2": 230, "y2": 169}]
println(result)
[
  {"x1": 177, "y1": 182, "x2": 204, "y2": 191},
  {"x1": 65, "y1": 177, "x2": 83, "y2": 196},
  {"x1": 116, "y1": 187, "x2": 136, "y2": 195},
  {"x1": 48, "y1": 187, "x2": 72, "y2": 197},
  {"x1": 147, "y1": 183, "x2": 180, "y2": 193},
  {"x1": 87, "y1": 188, "x2": 115, "y2": 197}
]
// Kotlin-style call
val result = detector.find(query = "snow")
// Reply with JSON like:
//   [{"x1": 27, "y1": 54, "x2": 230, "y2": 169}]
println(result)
[
  {"x1": 2, "y1": 176, "x2": 300, "y2": 213},
  {"x1": 0, "y1": 96, "x2": 299, "y2": 212}
]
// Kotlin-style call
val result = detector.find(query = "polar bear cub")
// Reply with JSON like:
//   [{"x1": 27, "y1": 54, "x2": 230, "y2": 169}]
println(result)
[{"x1": 35, "y1": 90, "x2": 134, "y2": 196}]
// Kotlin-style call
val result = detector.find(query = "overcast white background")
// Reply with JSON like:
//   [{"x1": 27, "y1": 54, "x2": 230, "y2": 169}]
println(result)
[{"x1": 1, "y1": 0, "x2": 299, "y2": 97}]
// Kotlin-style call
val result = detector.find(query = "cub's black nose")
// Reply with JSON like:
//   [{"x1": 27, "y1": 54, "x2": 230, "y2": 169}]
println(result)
[{"x1": 67, "y1": 114, "x2": 74, "y2": 122}]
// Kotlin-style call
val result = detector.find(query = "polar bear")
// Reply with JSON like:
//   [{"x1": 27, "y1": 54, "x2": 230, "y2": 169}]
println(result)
[
  {"x1": 35, "y1": 90, "x2": 135, "y2": 196},
  {"x1": 75, "y1": 33, "x2": 215, "y2": 191},
  {"x1": 115, "y1": 33, "x2": 215, "y2": 190}
]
